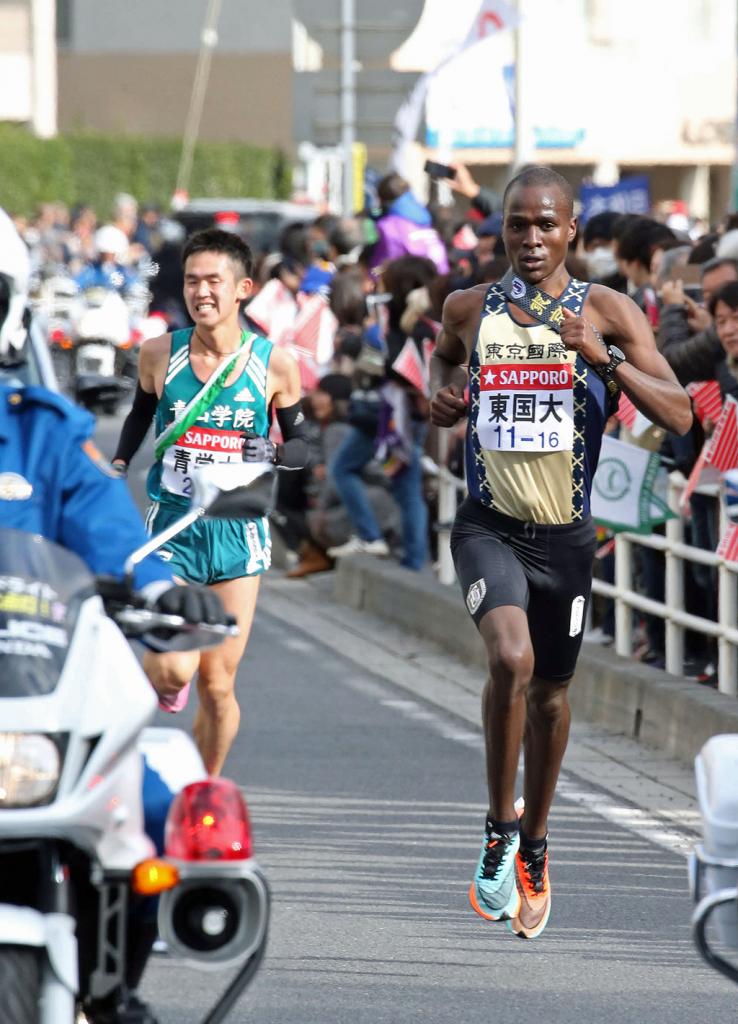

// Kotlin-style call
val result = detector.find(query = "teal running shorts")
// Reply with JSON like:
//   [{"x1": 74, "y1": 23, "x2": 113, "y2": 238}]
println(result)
[{"x1": 145, "y1": 501, "x2": 271, "y2": 584}]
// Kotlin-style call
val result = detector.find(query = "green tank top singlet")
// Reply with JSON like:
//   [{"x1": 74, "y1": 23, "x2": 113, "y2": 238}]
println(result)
[{"x1": 147, "y1": 327, "x2": 273, "y2": 506}]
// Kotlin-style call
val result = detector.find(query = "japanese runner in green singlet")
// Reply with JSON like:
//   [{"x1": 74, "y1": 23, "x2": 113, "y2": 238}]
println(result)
[{"x1": 145, "y1": 327, "x2": 273, "y2": 583}]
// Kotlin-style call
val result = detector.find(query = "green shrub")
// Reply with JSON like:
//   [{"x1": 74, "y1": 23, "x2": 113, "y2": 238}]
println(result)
[{"x1": 0, "y1": 124, "x2": 292, "y2": 216}]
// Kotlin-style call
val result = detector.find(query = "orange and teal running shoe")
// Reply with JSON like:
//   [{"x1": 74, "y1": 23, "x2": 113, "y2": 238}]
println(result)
[
  {"x1": 469, "y1": 824, "x2": 521, "y2": 922},
  {"x1": 508, "y1": 840, "x2": 551, "y2": 939}
]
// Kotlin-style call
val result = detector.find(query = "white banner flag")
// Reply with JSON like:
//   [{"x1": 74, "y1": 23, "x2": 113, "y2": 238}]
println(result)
[
  {"x1": 591, "y1": 436, "x2": 674, "y2": 533},
  {"x1": 391, "y1": 0, "x2": 520, "y2": 175}
]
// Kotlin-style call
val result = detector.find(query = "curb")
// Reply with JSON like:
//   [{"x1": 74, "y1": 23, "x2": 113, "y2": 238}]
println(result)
[{"x1": 333, "y1": 555, "x2": 738, "y2": 767}]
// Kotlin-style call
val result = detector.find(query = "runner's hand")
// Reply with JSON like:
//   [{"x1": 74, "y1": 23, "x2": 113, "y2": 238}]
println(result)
[
  {"x1": 430, "y1": 384, "x2": 468, "y2": 427},
  {"x1": 560, "y1": 307, "x2": 609, "y2": 366},
  {"x1": 154, "y1": 584, "x2": 229, "y2": 626},
  {"x1": 242, "y1": 433, "x2": 278, "y2": 464}
]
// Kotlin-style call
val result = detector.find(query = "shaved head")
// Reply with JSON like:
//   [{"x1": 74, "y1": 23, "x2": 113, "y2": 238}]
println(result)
[{"x1": 503, "y1": 166, "x2": 574, "y2": 216}]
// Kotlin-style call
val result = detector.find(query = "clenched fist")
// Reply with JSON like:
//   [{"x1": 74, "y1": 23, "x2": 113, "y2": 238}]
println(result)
[
  {"x1": 560, "y1": 307, "x2": 609, "y2": 366},
  {"x1": 430, "y1": 384, "x2": 469, "y2": 427}
]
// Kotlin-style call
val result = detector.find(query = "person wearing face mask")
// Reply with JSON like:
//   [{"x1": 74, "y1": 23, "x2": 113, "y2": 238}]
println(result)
[
  {"x1": 300, "y1": 214, "x2": 339, "y2": 296},
  {"x1": 581, "y1": 212, "x2": 627, "y2": 291}
]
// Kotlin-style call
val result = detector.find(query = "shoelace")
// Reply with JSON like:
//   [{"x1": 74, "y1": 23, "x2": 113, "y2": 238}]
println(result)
[
  {"x1": 482, "y1": 831, "x2": 515, "y2": 880},
  {"x1": 520, "y1": 846, "x2": 548, "y2": 894}
]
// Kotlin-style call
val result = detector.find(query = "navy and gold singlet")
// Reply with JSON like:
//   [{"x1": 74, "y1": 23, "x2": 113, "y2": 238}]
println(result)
[{"x1": 465, "y1": 278, "x2": 610, "y2": 525}]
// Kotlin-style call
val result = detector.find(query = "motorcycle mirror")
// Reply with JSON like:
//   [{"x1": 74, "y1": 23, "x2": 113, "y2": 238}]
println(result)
[
  {"x1": 190, "y1": 461, "x2": 277, "y2": 520},
  {"x1": 124, "y1": 462, "x2": 276, "y2": 583}
]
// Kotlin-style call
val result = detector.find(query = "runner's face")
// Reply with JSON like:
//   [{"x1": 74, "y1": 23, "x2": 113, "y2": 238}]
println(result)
[
  {"x1": 183, "y1": 251, "x2": 252, "y2": 328},
  {"x1": 503, "y1": 185, "x2": 576, "y2": 285}
]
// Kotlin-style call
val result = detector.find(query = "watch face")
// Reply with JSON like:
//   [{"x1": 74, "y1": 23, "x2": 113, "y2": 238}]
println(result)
[{"x1": 608, "y1": 345, "x2": 625, "y2": 363}]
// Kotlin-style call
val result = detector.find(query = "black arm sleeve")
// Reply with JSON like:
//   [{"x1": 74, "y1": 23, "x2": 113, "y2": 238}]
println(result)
[
  {"x1": 274, "y1": 401, "x2": 308, "y2": 470},
  {"x1": 112, "y1": 383, "x2": 158, "y2": 464}
]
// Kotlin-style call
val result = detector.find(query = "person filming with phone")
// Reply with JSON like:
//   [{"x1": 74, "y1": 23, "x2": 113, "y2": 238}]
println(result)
[{"x1": 367, "y1": 173, "x2": 449, "y2": 276}]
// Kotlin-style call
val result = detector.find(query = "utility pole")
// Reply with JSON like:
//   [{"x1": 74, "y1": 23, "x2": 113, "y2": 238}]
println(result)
[
  {"x1": 733, "y1": 0, "x2": 738, "y2": 211},
  {"x1": 30, "y1": 0, "x2": 57, "y2": 138},
  {"x1": 340, "y1": 0, "x2": 356, "y2": 216},
  {"x1": 175, "y1": 0, "x2": 222, "y2": 200},
  {"x1": 513, "y1": 0, "x2": 533, "y2": 171}
]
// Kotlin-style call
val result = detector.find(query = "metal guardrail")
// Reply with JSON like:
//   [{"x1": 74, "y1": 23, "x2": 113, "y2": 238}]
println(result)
[
  {"x1": 591, "y1": 477, "x2": 737, "y2": 696},
  {"x1": 435, "y1": 469, "x2": 738, "y2": 697}
]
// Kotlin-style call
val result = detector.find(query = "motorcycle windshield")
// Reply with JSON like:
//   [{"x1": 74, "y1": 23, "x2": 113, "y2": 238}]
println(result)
[{"x1": 0, "y1": 529, "x2": 94, "y2": 697}]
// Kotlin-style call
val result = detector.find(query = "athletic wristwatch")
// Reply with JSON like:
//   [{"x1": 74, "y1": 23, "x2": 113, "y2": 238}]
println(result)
[{"x1": 590, "y1": 331, "x2": 625, "y2": 397}]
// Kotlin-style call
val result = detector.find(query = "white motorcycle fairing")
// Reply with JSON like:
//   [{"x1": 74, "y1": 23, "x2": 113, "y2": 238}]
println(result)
[{"x1": 1, "y1": 593, "x2": 159, "y2": 869}]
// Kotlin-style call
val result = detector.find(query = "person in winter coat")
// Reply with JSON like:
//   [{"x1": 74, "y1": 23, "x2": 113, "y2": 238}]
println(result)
[{"x1": 368, "y1": 173, "x2": 449, "y2": 276}]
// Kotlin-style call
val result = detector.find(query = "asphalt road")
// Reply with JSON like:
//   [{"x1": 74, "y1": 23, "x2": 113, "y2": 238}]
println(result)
[{"x1": 91, "y1": 409, "x2": 738, "y2": 1024}]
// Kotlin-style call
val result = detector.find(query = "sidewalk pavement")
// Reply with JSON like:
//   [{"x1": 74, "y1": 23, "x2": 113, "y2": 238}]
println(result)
[{"x1": 330, "y1": 555, "x2": 738, "y2": 769}]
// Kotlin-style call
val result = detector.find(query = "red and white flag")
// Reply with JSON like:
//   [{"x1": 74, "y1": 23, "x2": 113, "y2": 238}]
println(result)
[
  {"x1": 717, "y1": 522, "x2": 738, "y2": 564},
  {"x1": 680, "y1": 396, "x2": 738, "y2": 513},
  {"x1": 246, "y1": 279, "x2": 298, "y2": 347},
  {"x1": 392, "y1": 337, "x2": 428, "y2": 394},
  {"x1": 686, "y1": 380, "x2": 723, "y2": 426},
  {"x1": 615, "y1": 392, "x2": 652, "y2": 438},
  {"x1": 290, "y1": 294, "x2": 338, "y2": 363}
]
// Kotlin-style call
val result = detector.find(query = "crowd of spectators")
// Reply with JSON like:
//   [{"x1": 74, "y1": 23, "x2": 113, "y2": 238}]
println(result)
[{"x1": 10, "y1": 166, "x2": 738, "y2": 685}]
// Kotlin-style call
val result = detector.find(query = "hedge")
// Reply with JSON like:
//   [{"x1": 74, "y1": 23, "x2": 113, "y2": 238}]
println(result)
[{"x1": 0, "y1": 124, "x2": 292, "y2": 217}]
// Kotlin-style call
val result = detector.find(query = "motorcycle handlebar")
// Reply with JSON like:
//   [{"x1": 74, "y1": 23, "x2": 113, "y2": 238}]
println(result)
[{"x1": 113, "y1": 607, "x2": 239, "y2": 639}]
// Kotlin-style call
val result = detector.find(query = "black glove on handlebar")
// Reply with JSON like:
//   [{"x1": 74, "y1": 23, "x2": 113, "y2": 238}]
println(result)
[
  {"x1": 242, "y1": 433, "x2": 278, "y2": 464},
  {"x1": 154, "y1": 584, "x2": 230, "y2": 626}
]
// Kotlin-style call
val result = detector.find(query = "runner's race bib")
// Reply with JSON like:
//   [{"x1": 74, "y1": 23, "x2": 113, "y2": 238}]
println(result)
[
  {"x1": 477, "y1": 362, "x2": 574, "y2": 453},
  {"x1": 161, "y1": 425, "x2": 245, "y2": 499}
]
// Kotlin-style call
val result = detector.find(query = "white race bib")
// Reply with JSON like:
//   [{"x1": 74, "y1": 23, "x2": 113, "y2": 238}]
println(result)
[
  {"x1": 476, "y1": 362, "x2": 574, "y2": 453},
  {"x1": 161, "y1": 425, "x2": 245, "y2": 499}
]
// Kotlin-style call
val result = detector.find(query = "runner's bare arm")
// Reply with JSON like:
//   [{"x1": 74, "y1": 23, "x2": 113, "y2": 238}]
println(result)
[
  {"x1": 267, "y1": 346, "x2": 302, "y2": 408},
  {"x1": 112, "y1": 333, "x2": 171, "y2": 468},
  {"x1": 430, "y1": 289, "x2": 480, "y2": 427},
  {"x1": 582, "y1": 290, "x2": 692, "y2": 436},
  {"x1": 138, "y1": 333, "x2": 173, "y2": 399}
]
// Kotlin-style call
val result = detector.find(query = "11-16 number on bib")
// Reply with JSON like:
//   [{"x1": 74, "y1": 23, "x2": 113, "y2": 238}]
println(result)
[{"x1": 477, "y1": 362, "x2": 574, "y2": 453}]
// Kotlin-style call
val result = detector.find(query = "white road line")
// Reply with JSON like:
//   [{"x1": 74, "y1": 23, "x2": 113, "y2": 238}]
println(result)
[{"x1": 259, "y1": 586, "x2": 699, "y2": 860}]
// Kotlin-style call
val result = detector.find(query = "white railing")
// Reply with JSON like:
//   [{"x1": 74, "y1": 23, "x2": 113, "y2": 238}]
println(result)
[
  {"x1": 435, "y1": 470, "x2": 738, "y2": 697},
  {"x1": 591, "y1": 477, "x2": 737, "y2": 697}
]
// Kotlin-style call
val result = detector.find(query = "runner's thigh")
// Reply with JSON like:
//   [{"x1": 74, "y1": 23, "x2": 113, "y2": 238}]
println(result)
[
  {"x1": 526, "y1": 525, "x2": 597, "y2": 682},
  {"x1": 452, "y1": 528, "x2": 529, "y2": 626}
]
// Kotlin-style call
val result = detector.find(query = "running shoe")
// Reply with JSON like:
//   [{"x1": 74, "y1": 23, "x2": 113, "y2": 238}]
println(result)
[
  {"x1": 326, "y1": 536, "x2": 389, "y2": 558},
  {"x1": 508, "y1": 840, "x2": 551, "y2": 939},
  {"x1": 468, "y1": 824, "x2": 521, "y2": 921}
]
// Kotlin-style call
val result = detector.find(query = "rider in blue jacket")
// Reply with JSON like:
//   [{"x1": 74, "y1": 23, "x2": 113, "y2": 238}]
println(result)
[{"x1": 0, "y1": 206, "x2": 224, "y2": 1024}]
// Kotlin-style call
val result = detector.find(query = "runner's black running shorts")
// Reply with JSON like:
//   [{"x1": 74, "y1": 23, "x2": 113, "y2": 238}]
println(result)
[{"x1": 450, "y1": 497, "x2": 598, "y2": 682}]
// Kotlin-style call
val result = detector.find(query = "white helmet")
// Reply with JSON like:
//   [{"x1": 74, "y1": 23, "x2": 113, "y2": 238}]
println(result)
[
  {"x1": 0, "y1": 207, "x2": 31, "y2": 359},
  {"x1": 94, "y1": 224, "x2": 129, "y2": 259}
]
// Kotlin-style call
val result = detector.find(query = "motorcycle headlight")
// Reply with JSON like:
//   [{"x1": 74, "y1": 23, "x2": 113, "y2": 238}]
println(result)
[{"x1": 0, "y1": 734, "x2": 61, "y2": 807}]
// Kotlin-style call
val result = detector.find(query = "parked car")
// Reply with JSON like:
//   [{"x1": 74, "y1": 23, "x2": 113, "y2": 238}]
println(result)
[{"x1": 172, "y1": 198, "x2": 319, "y2": 255}]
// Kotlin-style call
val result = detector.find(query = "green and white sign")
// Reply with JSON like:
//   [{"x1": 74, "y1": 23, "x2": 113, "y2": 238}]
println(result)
[{"x1": 592, "y1": 436, "x2": 674, "y2": 533}]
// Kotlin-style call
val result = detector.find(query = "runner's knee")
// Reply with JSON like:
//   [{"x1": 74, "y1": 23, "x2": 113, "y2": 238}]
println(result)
[
  {"x1": 143, "y1": 651, "x2": 196, "y2": 691},
  {"x1": 488, "y1": 641, "x2": 534, "y2": 692},
  {"x1": 527, "y1": 677, "x2": 570, "y2": 723},
  {"x1": 197, "y1": 669, "x2": 237, "y2": 708}
]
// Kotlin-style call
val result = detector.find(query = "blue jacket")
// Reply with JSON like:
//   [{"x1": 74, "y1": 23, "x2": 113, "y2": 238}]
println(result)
[
  {"x1": 75, "y1": 260, "x2": 138, "y2": 294},
  {"x1": 0, "y1": 384, "x2": 171, "y2": 590}
]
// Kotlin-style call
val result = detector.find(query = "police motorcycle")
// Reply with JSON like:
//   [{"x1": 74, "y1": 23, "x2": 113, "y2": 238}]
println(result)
[
  {"x1": 0, "y1": 462, "x2": 275, "y2": 1024},
  {"x1": 689, "y1": 735, "x2": 738, "y2": 986},
  {"x1": 72, "y1": 288, "x2": 136, "y2": 416}
]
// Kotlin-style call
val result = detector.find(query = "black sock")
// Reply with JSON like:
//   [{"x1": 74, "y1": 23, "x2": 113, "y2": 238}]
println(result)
[
  {"x1": 519, "y1": 827, "x2": 547, "y2": 853},
  {"x1": 487, "y1": 816, "x2": 520, "y2": 836}
]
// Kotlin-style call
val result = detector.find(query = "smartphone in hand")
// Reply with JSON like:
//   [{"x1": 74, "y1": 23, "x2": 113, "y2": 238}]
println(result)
[{"x1": 424, "y1": 160, "x2": 456, "y2": 180}]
